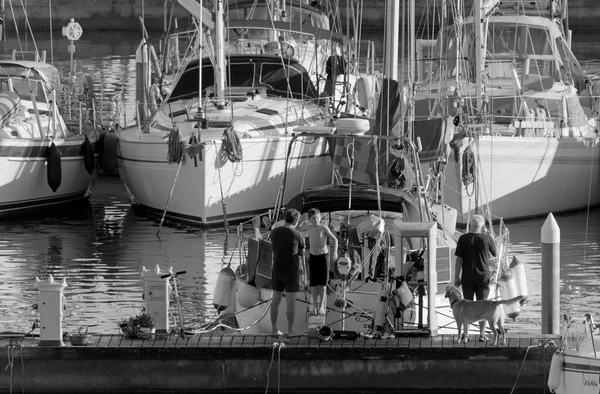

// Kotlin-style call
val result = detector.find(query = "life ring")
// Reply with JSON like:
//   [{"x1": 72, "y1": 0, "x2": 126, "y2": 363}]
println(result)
[
  {"x1": 213, "y1": 266, "x2": 235, "y2": 312},
  {"x1": 547, "y1": 352, "x2": 564, "y2": 392},
  {"x1": 46, "y1": 142, "x2": 62, "y2": 192},
  {"x1": 81, "y1": 135, "x2": 95, "y2": 175},
  {"x1": 509, "y1": 256, "x2": 528, "y2": 303}
]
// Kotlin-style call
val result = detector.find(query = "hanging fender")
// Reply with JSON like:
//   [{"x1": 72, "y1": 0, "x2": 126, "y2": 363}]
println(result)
[
  {"x1": 46, "y1": 142, "x2": 62, "y2": 192},
  {"x1": 213, "y1": 266, "x2": 235, "y2": 312},
  {"x1": 373, "y1": 287, "x2": 388, "y2": 333},
  {"x1": 236, "y1": 280, "x2": 260, "y2": 309},
  {"x1": 497, "y1": 275, "x2": 521, "y2": 320},
  {"x1": 509, "y1": 256, "x2": 528, "y2": 303},
  {"x1": 547, "y1": 352, "x2": 564, "y2": 392},
  {"x1": 81, "y1": 135, "x2": 96, "y2": 175}
]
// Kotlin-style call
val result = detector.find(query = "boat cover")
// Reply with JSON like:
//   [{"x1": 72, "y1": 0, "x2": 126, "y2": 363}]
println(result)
[{"x1": 286, "y1": 184, "x2": 418, "y2": 214}]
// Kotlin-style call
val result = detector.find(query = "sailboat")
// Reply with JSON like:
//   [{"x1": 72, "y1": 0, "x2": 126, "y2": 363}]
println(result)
[
  {"x1": 117, "y1": 0, "x2": 377, "y2": 227},
  {"x1": 413, "y1": 0, "x2": 600, "y2": 225},
  {"x1": 0, "y1": 11, "x2": 98, "y2": 218},
  {"x1": 206, "y1": 2, "x2": 523, "y2": 338}
]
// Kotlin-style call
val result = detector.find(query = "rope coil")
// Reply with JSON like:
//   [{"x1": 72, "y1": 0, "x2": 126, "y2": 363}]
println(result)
[
  {"x1": 222, "y1": 127, "x2": 243, "y2": 163},
  {"x1": 167, "y1": 128, "x2": 184, "y2": 164}
]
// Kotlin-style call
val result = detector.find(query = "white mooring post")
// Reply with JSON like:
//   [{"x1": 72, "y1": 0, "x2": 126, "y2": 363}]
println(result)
[
  {"x1": 35, "y1": 275, "x2": 67, "y2": 346},
  {"x1": 541, "y1": 213, "x2": 560, "y2": 335},
  {"x1": 141, "y1": 265, "x2": 172, "y2": 333}
]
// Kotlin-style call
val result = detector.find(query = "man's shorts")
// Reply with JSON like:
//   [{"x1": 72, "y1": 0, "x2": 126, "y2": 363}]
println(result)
[
  {"x1": 271, "y1": 278, "x2": 300, "y2": 293},
  {"x1": 462, "y1": 285, "x2": 490, "y2": 301},
  {"x1": 309, "y1": 253, "x2": 329, "y2": 286}
]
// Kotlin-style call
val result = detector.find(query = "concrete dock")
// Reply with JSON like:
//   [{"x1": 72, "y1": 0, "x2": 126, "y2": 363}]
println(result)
[{"x1": 1, "y1": 332, "x2": 558, "y2": 393}]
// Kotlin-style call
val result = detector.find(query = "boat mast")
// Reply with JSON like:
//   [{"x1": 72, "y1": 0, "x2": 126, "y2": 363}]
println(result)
[
  {"x1": 474, "y1": 0, "x2": 482, "y2": 110},
  {"x1": 383, "y1": 0, "x2": 399, "y2": 81},
  {"x1": 214, "y1": 0, "x2": 226, "y2": 109}
]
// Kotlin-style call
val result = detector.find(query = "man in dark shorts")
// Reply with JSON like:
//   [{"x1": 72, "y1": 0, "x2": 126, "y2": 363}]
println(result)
[
  {"x1": 454, "y1": 214, "x2": 498, "y2": 340},
  {"x1": 270, "y1": 208, "x2": 305, "y2": 336}
]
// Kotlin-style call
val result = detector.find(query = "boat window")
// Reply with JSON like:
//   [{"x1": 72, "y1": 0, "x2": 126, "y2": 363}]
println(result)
[
  {"x1": 168, "y1": 61, "x2": 257, "y2": 102},
  {"x1": 259, "y1": 61, "x2": 318, "y2": 99},
  {"x1": 0, "y1": 79, "x2": 9, "y2": 92},
  {"x1": 10, "y1": 78, "x2": 46, "y2": 103}
]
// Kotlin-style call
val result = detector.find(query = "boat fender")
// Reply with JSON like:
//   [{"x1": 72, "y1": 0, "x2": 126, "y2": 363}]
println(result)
[
  {"x1": 547, "y1": 352, "x2": 564, "y2": 392},
  {"x1": 102, "y1": 131, "x2": 118, "y2": 174},
  {"x1": 236, "y1": 281, "x2": 260, "y2": 308},
  {"x1": 213, "y1": 266, "x2": 235, "y2": 312},
  {"x1": 498, "y1": 275, "x2": 521, "y2": 320},
  {"x1": 81, "y1": 135, "x2": 95, "y2": 175},
  {"x1": 509, "y1": 256, "x2": 528, "y2": 304},
  {"x1": 316, "y1": 325, "x2": 333, "y2": 341},
  {"x1": 46, "y1": 142, "x2": 62, "y2": 192},
  {"x1": 373, "y1": 287, "x2": 388, "y2": 332},
  {"x1": 396, "y1": 280, "x2": 414, "y2": 307}
]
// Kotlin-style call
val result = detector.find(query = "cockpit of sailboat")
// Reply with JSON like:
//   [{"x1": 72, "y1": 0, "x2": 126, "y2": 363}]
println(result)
[{"x1": 167, "y1": 55, "x2": 319, "y2": 103}]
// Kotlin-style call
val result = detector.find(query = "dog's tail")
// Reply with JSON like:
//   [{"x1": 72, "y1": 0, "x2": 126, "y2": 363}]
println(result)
[{"x1": 495, "y1": 295, "x2": 523, "y2": 305}]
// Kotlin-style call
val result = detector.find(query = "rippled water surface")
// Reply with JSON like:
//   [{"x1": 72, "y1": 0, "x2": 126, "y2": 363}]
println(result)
[{"x1": 0, "y1": 30, "x2": 599, "y2": 335}]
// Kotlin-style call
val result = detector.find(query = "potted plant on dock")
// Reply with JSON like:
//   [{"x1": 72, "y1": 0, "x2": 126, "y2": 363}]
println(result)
[{"x1": 117, "y1": 309, "x2": 157, "y2": 338}]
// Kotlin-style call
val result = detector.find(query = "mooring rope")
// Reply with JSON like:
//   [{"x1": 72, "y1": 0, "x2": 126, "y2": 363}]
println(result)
[
  {"x1": 265, "y1": 341, "x2": 285, "y2": 394},
  {"x1": 4, "y1": 338, "x2": 25, "y2": 394}
]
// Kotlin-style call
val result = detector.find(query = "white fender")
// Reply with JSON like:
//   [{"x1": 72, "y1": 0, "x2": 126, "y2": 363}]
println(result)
[
  {"x1": 236, "y1": 280, "x2": 260, "y2": 309},
  {"x1": 213, "y1": 266, "x2": 235, "y2": 311},
  {"x1": 396, "y1": 280, "x2": 414, "y2": 307},
  {"x1": 547, "y1": 352, "x2": 564, "y2": 392},
  {"x1": 498, "y1": 276, "x2": 521, "y2": 320},
  {"x1": 509, "y1": 256, "x2": 528, "y2": 303}
]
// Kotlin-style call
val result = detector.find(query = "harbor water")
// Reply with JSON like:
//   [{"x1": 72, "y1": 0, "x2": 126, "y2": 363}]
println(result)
[{"x1": 0, "y1": 30, "x2": 599, "y2": 336}]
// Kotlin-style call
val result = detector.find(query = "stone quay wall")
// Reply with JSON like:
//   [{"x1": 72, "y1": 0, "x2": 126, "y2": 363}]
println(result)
[{"x1": 7, "y1": 0, "x2": 600, "y2": 33}]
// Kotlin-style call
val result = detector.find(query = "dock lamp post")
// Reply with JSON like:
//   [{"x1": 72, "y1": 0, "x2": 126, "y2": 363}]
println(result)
[{"x1": 62, "y1": 18, "x2": 83, "y2": 75}]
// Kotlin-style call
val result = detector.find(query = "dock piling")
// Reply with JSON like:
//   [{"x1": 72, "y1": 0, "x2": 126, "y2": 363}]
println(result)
[{"x1": 541, "y1": 213, "x2": 560, "y2": 334}]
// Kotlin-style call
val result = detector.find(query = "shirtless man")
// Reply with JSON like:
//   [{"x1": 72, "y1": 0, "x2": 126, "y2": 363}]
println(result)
[{"x1": 299, "y1": 208, "x2": 338, "y2": 315}]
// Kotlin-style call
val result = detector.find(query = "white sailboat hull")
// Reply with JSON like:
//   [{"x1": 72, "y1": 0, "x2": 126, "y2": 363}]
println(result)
[
  {"x1": 444, "y1": 136, "x2": 600, "y2": 224},
  {"x1": 0, "y1": 139, "x2": 96, "y2": 217},
  {"x1": 551, "y1": 352, "x2": 600, "y2": 394},
  {"x1": 117, "y1": 132, "x2": 331, "y2": 226}
]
